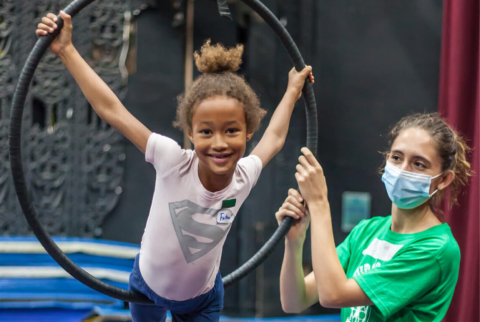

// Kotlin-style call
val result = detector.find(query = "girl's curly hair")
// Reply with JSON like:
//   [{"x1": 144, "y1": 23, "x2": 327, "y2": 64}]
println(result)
[{"x1": 173, "y1": 40, "x2": 266, "y2": 133}]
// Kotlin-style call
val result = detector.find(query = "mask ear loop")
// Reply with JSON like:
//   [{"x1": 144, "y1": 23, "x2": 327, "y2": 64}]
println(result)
[{"x1": 429, "y1": 172, "x2": 445, "y2": 197}]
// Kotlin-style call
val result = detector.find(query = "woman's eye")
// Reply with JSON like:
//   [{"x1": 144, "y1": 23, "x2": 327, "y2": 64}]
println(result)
[
  {"x1": 415, "y1": 162, "x2": 426, "y2": 168},
  {"x1": 391, "y1": 155, "x2": 401, "y2": 161}
]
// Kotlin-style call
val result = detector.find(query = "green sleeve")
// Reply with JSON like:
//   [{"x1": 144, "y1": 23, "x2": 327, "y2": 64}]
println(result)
[
  {"x1": 336, "y1": 220, "x2": 368, "y2": 272},
  {"x1": 336, "y1": 238, "x2": 350, "y2": 272},
  {"x1": 354, "y1": 247, "x2": 441, "y2": 319},
  {"x1": 336, "y1": 231, "x2": 354, "y2": 272}
]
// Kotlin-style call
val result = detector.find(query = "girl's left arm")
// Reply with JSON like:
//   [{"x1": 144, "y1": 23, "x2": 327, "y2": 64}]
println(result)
[
  {"x1": 250, "y1": 66, "x2": 313, "y2": 167},
  {"x1": 295, "y1": 148, "x2": 373, "y2": 308}
]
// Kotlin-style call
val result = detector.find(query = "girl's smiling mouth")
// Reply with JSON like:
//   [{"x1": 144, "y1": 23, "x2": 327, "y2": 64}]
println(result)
[{"x1": 208, "y1": 153, "x2": 234, "y2": 165}]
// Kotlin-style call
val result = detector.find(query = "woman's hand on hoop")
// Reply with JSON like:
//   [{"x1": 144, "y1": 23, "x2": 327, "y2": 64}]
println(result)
[
  {"x1": 288, "y1": 65, "x2": 315, "y2": 101},
  {"x1": 295, "y1": 147, "x2": 328, "y2": 205},
  {"x1": 35, "y1": 11, "x2": 73, "y2": 57},
  {"x1": 275, "y1": 189, "x2": 310, "y2": 243}
]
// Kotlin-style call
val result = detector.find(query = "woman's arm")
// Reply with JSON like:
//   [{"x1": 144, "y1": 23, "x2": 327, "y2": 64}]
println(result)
[
  {"x1": 280, "y1": 241, "x2": 319, "y2": 313},
  {"x1": 308, "y1": 202, "x2": 372, "y2": 308},
  {"x1": 294, "y1": 148, "x2": 373, "y2": 308},
  {"x1": 38, "y1": 12, "x2": 151, "y2": 153},
  {"x1": 275, "y1": 189, "x2": 318, "y2": 312},
  {"x1": 251, "y1": 67, "x2": 313, "y2": 167}
]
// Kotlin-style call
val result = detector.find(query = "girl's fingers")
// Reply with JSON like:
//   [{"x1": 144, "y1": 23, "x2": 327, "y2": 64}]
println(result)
[
  {"x1": 35, "y1": 30, "x2": 48, "y2": 37},
  {"x1": 46, "y1": 13, "x2": 58, "y2": 22},
  {"x1": 37, "y1": 23, "x2": 54, "y2": 33},
  {"x1": 41, "y1": 17, "x2": 57, "y2": 29},
  {"x1": 300, "y1": 66, "x2": 312, "y2": 78},
  {"x1": 60, "y1": 10, "x2": 72, "y2": 23}
]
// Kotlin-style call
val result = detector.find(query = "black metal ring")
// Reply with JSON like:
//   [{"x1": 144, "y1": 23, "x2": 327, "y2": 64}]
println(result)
[{"x1": 9, "y1": 0, "x2": 317, "y2": 304}]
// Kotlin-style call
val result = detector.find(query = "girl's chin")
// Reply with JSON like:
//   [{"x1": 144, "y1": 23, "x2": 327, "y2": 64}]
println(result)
[
  {"x1": 209, "y1": 165, "x2": 235, "y2": 176},
  {"x1": 206, "y1": 160, "x2": 237, "y2": 175}
]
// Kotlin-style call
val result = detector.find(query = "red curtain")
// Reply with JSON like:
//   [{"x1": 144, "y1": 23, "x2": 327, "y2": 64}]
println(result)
[{"x1": 439, "y1": 1, "x2": 479, "y2": 321}]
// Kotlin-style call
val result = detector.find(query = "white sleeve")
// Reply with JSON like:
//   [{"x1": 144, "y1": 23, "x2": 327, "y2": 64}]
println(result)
[
  {"x1": 237, "y1": 154, "x2": 263, "y2": 189},
  {"x1": 145, "y1": 133, "x2": 189, "y2": 176}
]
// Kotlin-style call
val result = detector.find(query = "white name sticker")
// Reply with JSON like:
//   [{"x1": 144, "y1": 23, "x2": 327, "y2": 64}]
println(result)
[
  {"x1": 216, "y1": 209, "x2": 234, "y2": 224},
  {"x1": 362, "y1": 238, "x2": 403, "y2": 261}
]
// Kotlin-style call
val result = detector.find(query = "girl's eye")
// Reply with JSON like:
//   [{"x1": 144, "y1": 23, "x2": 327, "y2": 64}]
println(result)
[
  {"x1": 200, "y1": 129, "x2": 212, "y2": 135},
  {"x1": 391, "y1": 155, "x2": 401, "y2": 161},
  {"x1": 226, "y1": 128, "x2": 239, "y2": 134}
]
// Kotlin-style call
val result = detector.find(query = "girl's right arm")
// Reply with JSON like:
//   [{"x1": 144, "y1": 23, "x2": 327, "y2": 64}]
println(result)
[
  {"x1": 37, "y1": 11, "x2": 151, "y2": 153},
  {"x1": 276, "y1": 189, "x2": 319, "y2": 313}
]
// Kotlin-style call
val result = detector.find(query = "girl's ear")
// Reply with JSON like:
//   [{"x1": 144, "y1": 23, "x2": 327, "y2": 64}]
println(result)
[
  {"x1": 187, "y1": 128, "x2": 194, "y2": 144},
  {"x1": 246, "y1": 131, "x2": 254, "y2": 142}
]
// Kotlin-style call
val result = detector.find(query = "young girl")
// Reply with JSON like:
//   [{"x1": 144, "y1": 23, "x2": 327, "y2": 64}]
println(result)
[
  {"x1": 37, "y1": 11, "x2": 313, "y2": 322},
  {"x1": 275, "y1": 113, "x2": 472, "y2": 322}
]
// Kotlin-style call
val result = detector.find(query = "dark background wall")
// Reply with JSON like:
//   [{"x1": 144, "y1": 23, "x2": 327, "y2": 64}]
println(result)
[{"x1": 100, "y1": 0, "x2": 443, "y2": 317}]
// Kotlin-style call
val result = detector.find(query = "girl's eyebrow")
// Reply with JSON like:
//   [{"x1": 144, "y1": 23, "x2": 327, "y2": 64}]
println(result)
[
  {"x1": 198, "y1": 120, "x2": 241, "y2": 126},
  {"x1": 224, "y1": 120, "x2": 241, "y2": 125}
]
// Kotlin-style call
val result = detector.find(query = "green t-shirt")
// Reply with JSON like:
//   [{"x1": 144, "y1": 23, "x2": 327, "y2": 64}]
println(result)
[{"x1": 337, "y1": 215, "x2": 460, "y2": 322}]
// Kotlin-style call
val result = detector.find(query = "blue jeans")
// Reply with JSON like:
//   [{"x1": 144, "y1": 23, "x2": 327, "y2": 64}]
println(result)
[{"x1": 129, "y1": 254, "x2": 224, "y2": 322}]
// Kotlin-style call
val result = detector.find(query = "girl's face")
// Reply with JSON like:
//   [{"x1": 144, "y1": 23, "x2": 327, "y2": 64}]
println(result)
[
  {"x1": 188, "y1": 96, "x2": 253, "y2": 177},
  {"x1": 387, "y1": 127, "x2": 454, "y2": 194}
]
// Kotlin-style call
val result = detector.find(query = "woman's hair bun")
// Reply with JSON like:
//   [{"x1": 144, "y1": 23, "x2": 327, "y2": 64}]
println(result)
[{"x1": 194, "y1": 39, "x2": 243, "y2": 74}]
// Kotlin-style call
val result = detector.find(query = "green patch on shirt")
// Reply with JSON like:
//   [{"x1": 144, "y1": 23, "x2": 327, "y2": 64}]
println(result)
[{"x1": 222, "y1": 199, "x2": 236, "y2": 208}]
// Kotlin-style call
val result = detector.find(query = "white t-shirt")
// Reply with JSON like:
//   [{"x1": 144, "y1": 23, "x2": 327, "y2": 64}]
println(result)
[{"x1": 139, "y1": 133, "x2": 263, "y2": 301}]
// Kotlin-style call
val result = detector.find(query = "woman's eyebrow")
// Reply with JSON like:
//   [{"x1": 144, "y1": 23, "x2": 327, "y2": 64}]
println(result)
[
  {"x1": 392, "y1": 150, "x2": 432, "y2": 165},
  {"x1": 413, "y1": 156, "x2": 432, "y2": 166}
]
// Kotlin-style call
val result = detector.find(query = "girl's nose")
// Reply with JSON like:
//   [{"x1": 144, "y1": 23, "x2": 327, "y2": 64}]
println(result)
[{"x1": 212, "y1": 134, "x2": 228, "y2": 150}]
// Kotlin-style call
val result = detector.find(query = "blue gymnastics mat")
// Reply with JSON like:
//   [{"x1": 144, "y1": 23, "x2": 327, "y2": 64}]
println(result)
[
  {"x1": 0, "y1": 307, "x2": 341, "y2": 322},
  {"x1": 0, "y1": 308, "x2": 91, "y2": 322},
  {"x1": 0, "y1": 237, "x2": 137, "y2": 310},
  {"x1": 84, "y1": 308, "x2": 341, "y2": 321},
  {"x1": 0, "y1": 237, "x2": 341, "y2": 321}
]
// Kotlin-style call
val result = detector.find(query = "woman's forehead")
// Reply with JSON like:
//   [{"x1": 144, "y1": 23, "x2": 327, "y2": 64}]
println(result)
[{"x1": 391, "y1": 128, "x2": 439, "y2": 159}]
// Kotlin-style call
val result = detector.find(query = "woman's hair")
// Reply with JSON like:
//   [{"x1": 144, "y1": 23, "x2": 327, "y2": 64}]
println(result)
[
  {"x1": 174, "y1": 40, "x2": 266, "y2": 133},
  {"x1": 380, "y1": 113, "x2": 473, "y2": 215}
]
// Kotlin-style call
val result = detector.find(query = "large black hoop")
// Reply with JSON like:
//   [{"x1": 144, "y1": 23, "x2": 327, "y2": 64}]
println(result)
[{"x1": 9, "y1": 0, "x2": 317, "y2": 304}]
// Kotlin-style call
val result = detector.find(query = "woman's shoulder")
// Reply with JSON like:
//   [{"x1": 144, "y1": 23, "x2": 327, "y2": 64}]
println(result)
[
  {"x1": 415, "y1": 224, "x2": 460, "y2": 257},
  {"x1": 402, "y1": 224, "x2": 460, "y2": 271},
  {"x1": 354, "y1": 215, "x2": 391, "y2": 231},
  {"x1": 344, "y1": 216, "x2": 391, "y2": 241}
]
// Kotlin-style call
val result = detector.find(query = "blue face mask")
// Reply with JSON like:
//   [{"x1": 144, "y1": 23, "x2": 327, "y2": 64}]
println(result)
[{"x1": 381, "y1": 162, "x2": 443, "y2": 209}]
